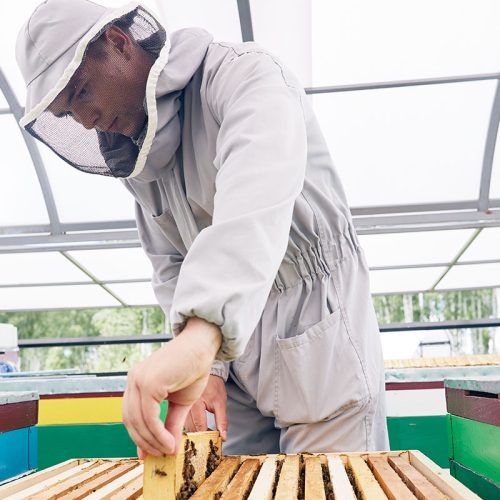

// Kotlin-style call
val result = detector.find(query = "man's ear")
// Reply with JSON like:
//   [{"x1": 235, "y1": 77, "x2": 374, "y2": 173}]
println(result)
[{"x1": 103, "y1": 26, "x2": 132, "y2": 59}]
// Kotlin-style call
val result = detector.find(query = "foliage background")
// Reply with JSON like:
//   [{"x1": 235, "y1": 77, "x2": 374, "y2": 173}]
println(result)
[{"x1": 1, "y1": 288, "x2": 499, "y2": 372}]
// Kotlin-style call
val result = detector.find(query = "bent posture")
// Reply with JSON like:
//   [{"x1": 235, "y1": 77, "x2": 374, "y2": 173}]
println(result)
[{"x1": 17, "y1": 0, "x2": 389, "y2": 457}]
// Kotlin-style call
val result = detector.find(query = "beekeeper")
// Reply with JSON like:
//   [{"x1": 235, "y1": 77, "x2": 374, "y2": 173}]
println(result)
[{"x1": 17, "y1": 0, "x2": 389, "y2": 457}]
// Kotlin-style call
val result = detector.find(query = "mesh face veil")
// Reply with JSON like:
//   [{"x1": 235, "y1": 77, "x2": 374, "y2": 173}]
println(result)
[{"x1": 17, "y1": 2, "x2": 170, "y2": 178}]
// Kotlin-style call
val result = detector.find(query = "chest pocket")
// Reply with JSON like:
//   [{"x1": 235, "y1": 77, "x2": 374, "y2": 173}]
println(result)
[{"x1": 152, "y1": 208, "x2": 188, "y2": 257}]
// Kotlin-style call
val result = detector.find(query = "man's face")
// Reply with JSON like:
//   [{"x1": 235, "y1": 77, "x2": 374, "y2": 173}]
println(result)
[{"x1": 49, "y1": 28, "x2": 149, "y2": 138}]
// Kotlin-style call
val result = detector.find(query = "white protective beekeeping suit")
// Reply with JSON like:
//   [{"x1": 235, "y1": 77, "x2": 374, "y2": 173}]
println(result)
[{"x1": 17, "y1": 0, "x2": 389, "y2": 453}]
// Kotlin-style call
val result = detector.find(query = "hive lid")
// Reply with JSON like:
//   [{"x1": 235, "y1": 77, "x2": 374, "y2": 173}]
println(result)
[{"x1": 444, "y1": 375, "x2": 500, "y2": 394}]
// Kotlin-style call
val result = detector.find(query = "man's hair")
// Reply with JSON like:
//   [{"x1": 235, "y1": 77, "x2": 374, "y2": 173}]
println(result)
[{"x1": 86, "y1": 11, "x2": 163, "y2": 60}]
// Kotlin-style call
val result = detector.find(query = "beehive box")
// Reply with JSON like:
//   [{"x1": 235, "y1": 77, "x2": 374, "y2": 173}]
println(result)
[
  {"x1": 0, "y1": 391, "x2": 38, "y2": 482},
  {"x1": 446, "y1": 376, "x2": 500, "y2": 498},
  {"x1": 0, "y1": 431, "x2": 479, "y2": 499}
]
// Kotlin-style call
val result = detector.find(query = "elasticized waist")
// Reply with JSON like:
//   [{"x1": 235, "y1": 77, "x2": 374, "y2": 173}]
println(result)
[{"x1": 273, "y1": 226, "x2": 360, "y2": 292}]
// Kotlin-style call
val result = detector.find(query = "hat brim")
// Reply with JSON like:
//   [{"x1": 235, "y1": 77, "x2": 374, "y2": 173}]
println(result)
[{"x1": 20, "y1": 2, "x2": 139, "y2": 127}]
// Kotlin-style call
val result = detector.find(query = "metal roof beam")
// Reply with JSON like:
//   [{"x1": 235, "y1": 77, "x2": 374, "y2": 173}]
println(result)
[
  {"x1": 237, "y1": 0, "x2": 254, "y2": 42},
  {"x1": 354, "y1": 209, "x2": 500, "y2": 234},
  {"x1": 352, "y1": 199, "x2": 500, "y2": 216},
  {"x1": 0, "y1": 230, "x2": 140, "y2": 253},
  {"x1": 0, "y1": 278, "x2": 150, "y2": 288},
  {"x1": 478, "y1": 79, "x2": 500, "y2": 212},
  {"x1": 305, "y1": 72, "x2": 500, "y2": 95},
  {"x1": 16, "y1": 318, "x2": 500, "y2": 347}
]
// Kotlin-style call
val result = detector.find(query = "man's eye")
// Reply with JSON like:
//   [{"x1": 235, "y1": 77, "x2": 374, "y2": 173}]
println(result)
[{"x1": 78, "y1": 87, "x2": 88, "y2": 99}]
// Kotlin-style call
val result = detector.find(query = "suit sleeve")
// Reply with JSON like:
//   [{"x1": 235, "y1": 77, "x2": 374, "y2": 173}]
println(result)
[{"x1": 170, "y1": 51, "x2": 307, "y2": 361}]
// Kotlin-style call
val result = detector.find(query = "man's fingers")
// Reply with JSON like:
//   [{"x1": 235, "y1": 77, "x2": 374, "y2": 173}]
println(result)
[
  {"x1": 164, "y1": 402, "x2": 193, "y2": 453},
  {"x1": 212, "y1": 399, "x2": 228, "y2": 441},
  {"x1": 140, "y1": 390, "x2": 176, "y2": 455},
  {"x1": 186, "y1": 400, "x2": 208, "y2": 433},
  {"x1": 123, "y1": 382, "x2": 164, "y2": 456}
]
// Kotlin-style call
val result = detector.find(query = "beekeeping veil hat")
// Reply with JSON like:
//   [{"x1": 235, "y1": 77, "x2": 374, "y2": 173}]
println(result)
[{"x1": 16, "y1": 0, "x2": 170, "y2": 178}]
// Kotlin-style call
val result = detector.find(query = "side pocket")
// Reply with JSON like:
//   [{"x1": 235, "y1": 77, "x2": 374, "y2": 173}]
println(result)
[
  {"x1": 275, "y1": 309, "x2": 369, "y2": 427},
  {"x1": 152, "y1": 210, "x2": 187, "y2": 256}
]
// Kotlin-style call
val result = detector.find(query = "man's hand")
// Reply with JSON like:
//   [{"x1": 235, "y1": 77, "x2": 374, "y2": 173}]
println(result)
[
  {"x1": 122, "y1": 317, "x2": 222, "y2": 458},
  {"x1": 185, "y1": 375, "x2": 228, "y2": 441}
]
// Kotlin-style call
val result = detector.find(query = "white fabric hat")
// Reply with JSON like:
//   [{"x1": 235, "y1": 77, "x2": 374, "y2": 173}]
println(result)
[
  {"x1": 16, "y1": 0, "x2": 113, "y2": 116},
  {"x1": 16, "y1": 0, "x2": 171, "y2": 178}
]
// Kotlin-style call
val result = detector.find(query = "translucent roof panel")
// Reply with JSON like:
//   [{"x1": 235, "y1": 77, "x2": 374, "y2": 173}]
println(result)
[
  {"x1": 41, "y1": 143, "x2": 135, "y2": 223},
  {"x1": 250, "y1": 0, "x2": 312, "y2": 86},
  {"x1": 0, "y1": 252, "x2": 91, "y2": 285},
  {"x1": 155, "y1": 0, "x2": 241, "y2": 43},
  {"x1": 0, "y1": 114, "x2": 48, "y2": 226},
  {"x1": 313, "y1": 81, "x2": 495, "y2": 207},
  {"x1": 360, "y1": 229, "x2": 474, "y2": 268},
  {"x1": 0, "y1": 284, "x2": 120, "y2": 310},
  {"x1": 68, "y1": 248, "x2": 153, "y2": 281},
  {"x1": 0, "y1": 92, "x2": 8, "y2": 108},
  {"x1": 458, "y1": 228, "x2": 500, "y2": 262},
  {"x1": 107, "y1": 282, "x2": 157, "y2": 306},
  {"x1": 369, "y1": 267, "x2": 446, "y2": 294},
  {"x1": 312, "y1": 1, "x2": 500, "y2": 86},
  {"x1": 436, "y1": 263, "x2": 500, "y2": 290}
]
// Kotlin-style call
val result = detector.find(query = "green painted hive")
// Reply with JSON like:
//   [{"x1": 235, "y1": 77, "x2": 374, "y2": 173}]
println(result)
[{"x1": 445, "y1": 376, "x2": 500, "y2": 499}]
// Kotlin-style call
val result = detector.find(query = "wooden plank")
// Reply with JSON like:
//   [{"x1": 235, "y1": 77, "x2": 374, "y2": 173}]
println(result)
[
  {"x1": 41, "y1": 392, "x2": 123, "y2": 399},
  {"x1": 446, "y1": 387, "x2": 500, "y2": 426},
  {"x1": 409, "y1": 451, "x2": 481, "y2": 500},
  {"x1": 367, "y1": 456, "x2": 416, "y2": 500},
  {"x1": 274, "y1": 455, "x2": 300, "y2": 500},
  {"x1": 0, "y1": 459, "x2": 79, "y2": 497},
  {"x1": 327, "y1": 456, "x2": 356, "y2": 499},
  {"x1": 37, "y1": 423, "x2": 136, "y2": 470},
  {"x1": 448, "y1": 415, "x2": 499, "y2": 485},
  {"x1": 86, "y1": 465, "x2": 144, "y2": 500},
  {"x1": 27, "y1": 461, "x2": 119, "y2": 499},
  {"x1": 109, "y1": 474, "x2": 143, "y2": 500},
  {"x1": 190, "y1": 457, "x2": 241, "y2": 499},
  {"x1": 348, "y1": 456, "x2": 387, "y2": 499},
  {"x1": 0, "y1": 400, "x2": 38, "y2": 432},
  {"x1": 386, "y1": 415, "x2": 449, "y2": 468},
  {"x1": 389, "y1": 456, "x2": 448, "y2": 499},
  {"x1": 143, "y1": 454, "x2": 175, "y2": 500},
  {"x1": 5, "y1": 461, "x2": 99, "y2": 499},
  {"x1": 0, "y1": 391, "x2": 38, "y2": 405},
  {"x1": 304, "y1": 456, "x2": 326, "y2": 499},
  {"x1": 220, "y1": 458, "x2": 260, "y2": 499},
  {"x1": 64, "y1": 461, "x2": 139, "y2": 500},
  {"x1": 247, "y1": 456, "x2": 277, "y2": 500},
  {"x1": 38, "y1": 397, "x2": 123, "y2": 425},
  {"x1": 449, "y1": 460, "x2": 500, "y2": 500},
  {"x1": 0, "y1": 427, "x2": 34, "y2": 482}
]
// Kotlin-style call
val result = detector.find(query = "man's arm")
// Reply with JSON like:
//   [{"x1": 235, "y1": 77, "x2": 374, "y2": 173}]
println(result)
[{"x1": 170, "y1": 49, "x2": 308, "y2": 361}]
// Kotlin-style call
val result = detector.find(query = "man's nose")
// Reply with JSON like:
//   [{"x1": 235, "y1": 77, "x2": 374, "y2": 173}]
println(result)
[{"x1": 72, "y1": 104, "x2": 100, "y2": 130}]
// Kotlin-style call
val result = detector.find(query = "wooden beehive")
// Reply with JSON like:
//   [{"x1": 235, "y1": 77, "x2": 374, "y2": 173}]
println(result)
[{"x1": 0, "y1": 450, "x2": 480, "y2": 499}]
